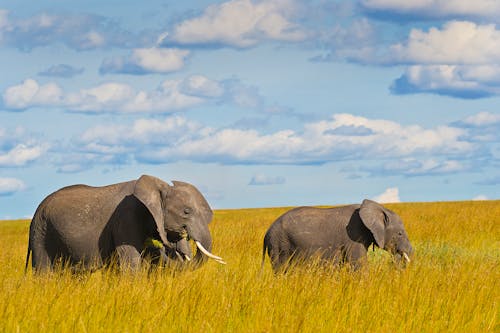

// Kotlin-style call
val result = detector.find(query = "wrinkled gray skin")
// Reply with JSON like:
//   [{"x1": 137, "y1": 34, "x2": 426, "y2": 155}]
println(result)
[
  {"x1": 262, "y1": 199, "x2": 413, "y2": 273},
  {"x1": 26, "y1": 175, "x2": 214, "y2": 272}
]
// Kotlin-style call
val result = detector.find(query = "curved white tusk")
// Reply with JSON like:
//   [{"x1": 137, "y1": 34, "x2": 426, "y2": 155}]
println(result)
[
  {"x1": 184, "y1": 255, "x2": 191, "y2": 262},
  {"x1": 403, "y1": 252, "x2": 411, "y2": 263},
  {"x1": 195, "y1": 241, "x2": 226, "y2": 265}
]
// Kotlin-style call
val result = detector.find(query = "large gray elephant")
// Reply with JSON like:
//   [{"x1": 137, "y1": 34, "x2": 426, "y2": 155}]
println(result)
[
  {"x1": 262, "y1": 199, "x2": 413, "y2": 273},
  {"x1": 25, "y1": 175, "x2": 225, "y2": 272}
]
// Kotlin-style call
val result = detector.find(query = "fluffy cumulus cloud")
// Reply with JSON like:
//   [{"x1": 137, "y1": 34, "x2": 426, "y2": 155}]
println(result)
[
  {"x1": 390, "y1": 21, "x2": 500, "y2": 65},
  {"x1": 451, "y1": 111, "x2": 500, "y2": 142},
  {"x1": 305, "y1": 4, "x2": 500, "y2": 99},
  {"x1": 0, "y1": 177, "x2": 26, "y2": 196},
  {"x1": 249, "y1": 173, "x2": 286, "y2": 185},
  {"x1": 1, "y1": 76, "x2": 226, "y2": 113},
  {"x1": 391, "y1": 65, "x2": 500, "y2": 98},
  {"x1": 100, "y1": 48, "x2": 190, "y2": 75},
  {"x1": 388, "y1": 21, "x2": 500, "y2": 98},
  {"x1": 361, "y1": 0, "x2": 500, "y2": 21},
  {"x1": 2, "y1": 79, "x2": 63, "y2": 110},
  {"x1": 67, "y1": 113, "x2": 477, "y2": 169},
  {"x1": 162, "y1": 0, "x2": 307, "y2": 48},
  {"x1": 372, "y1": 187, "x2": 401, "y2": 203},
  {"x1": 0, "y1": 127, "x2": 47, "y2": 167},
  {"x1": 1, "y1": 76, "x2": 269, "y2": 113},
  {"x1": 0, "y1": 9, "x2": 138, "y2": 50}
]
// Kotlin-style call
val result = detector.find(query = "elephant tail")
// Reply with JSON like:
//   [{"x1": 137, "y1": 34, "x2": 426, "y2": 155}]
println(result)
[
  {"x1": 260, "y1": 232, "x2": 269, "y2": 274},
  {"x1": 24, "y1": 243, "x2": 31, "y2": 274}
]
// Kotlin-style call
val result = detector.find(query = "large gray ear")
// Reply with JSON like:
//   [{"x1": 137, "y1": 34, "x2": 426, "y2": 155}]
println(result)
[
  {"x1": 133, "y1": 175, "x2": 170, "y2": 246},
  {"x1": 359, "y1": 199, "x2": 386, "y2": 248}
]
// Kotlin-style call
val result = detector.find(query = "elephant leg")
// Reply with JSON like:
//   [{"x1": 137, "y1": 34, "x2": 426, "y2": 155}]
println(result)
[
  {"x1": 31, "y1": 242, "x2": 52, "y2": 272},
  {"x1": 116, "y1": 244, "x2": 141, "y2": 271},
  {"x1": 344, "y1": 243, "x2": 367, "y2": 270}
]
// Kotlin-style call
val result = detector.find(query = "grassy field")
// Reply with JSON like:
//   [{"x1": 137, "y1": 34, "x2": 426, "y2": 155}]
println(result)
[{"x1": 1, "y1": 201, "x2": 499, "y2": 332}]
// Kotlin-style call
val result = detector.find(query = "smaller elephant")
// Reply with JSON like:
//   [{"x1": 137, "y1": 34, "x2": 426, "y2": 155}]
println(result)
[{"x1": 262, "y1": 199, "x2": 413, "y2": 273}]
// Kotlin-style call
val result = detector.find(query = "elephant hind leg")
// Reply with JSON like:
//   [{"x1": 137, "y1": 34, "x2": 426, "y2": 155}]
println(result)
[{"x1": 31, "y1": 242, "x2": 53, "y2": 272}]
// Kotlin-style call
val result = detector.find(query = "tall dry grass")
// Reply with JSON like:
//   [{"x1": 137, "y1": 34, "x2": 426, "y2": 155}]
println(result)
[{"x1": 1, "y1": 201, "x2": 498, "y2": 332}]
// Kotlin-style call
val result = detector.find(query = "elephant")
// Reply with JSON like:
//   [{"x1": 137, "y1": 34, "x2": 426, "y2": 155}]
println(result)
[
  {"x1": 261, "y1": 199, "x2": 413, "y2": 273},
  {"x1": 25, "y1": 174, "x2": 225, "y2": 273}
]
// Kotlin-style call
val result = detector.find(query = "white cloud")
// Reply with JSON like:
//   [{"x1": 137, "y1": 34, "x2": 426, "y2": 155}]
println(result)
[
  {"x1": 165, "y1": 0, "x2": 307, "y2": 48},
  {"x1": 0, "y1": 178, "x2": 26, "y2": 196},
  {"x1": 0, "y1": 127, "x2": 47, "y2": 167},
  {"x1": 2, "y1": 77, "x2": 219, "y2": 113},
  {"x1": 39, "y1": 64, "x2": 84, "y2": 78},
  {"x1": 451, "y1": 111, "x2": 500, "y2": 142},
  {"x1": 80, "y1": 116, "x2": 205, "y2": 146},
  {"x1": 74, "y1": 113, "x2": 475, "y2": 166},
  {"x1": 391, "y1": 65, "x2": 500, "y2": 98},
  {"x1": 390, "y1": 21, "x2": 500, "y2": 65},
  {"x1": 100, "y1": 48, "x2": 190, "y2": 74},
  {"x1": 0, "y1": 144, "x2": 46, "y2": 167},
  {"x1": 385, "y1": 21, "x2": 500, "y2": 98},
  {"x1": 362, "y1": 158, "x2": 469, "y2": 177},
  {"x1": 3, "y1": 79, "x2": 63, "y2": 109},
  {"x1": 181, "y1": 75, "x2": 225, "y2": 98},
  {"x1": 372, "y1": 187, "x2": 401, "y2": 203},
  {"x1": 249, "y1": 173, "x2": 286, "y2": 185},
  {"x1": 472, "y1": 194, "x2": 489, "y2": 201},
  {"x1": 0, "y1": 9, "x2": 138, "y2": 50},
  {"x1": 459, "y1": 111, "x2": 500, "y2": 127},
  {"x1": 0, "y1": 9, "x2": 8, "y2": 33},
  {"x1": 313, "y1": 18, "x2": 378, "y2": 63},
  {"x1": 361, "y1": 0, "x2": 500, "y2": 21},
  {"x1": 2, "y1": 76, "x2": 267, "y2": 113}
]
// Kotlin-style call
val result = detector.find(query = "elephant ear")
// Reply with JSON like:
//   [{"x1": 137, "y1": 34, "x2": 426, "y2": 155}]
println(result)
[
  {"x1": 359, "y1": 199, "x2": 387, "y2": 248},
  {"x1": 133, "y1": 175, "x2": 170, "y2": 246}
]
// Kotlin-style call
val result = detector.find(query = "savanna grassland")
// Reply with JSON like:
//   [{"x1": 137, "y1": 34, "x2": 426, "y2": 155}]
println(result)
[{"x1": 1, "y1": 201, "x2": 499, "y2": 332}]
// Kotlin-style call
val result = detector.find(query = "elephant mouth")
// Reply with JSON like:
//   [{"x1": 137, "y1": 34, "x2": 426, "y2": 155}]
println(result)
[
  {"x1": 168, "y1": 233, "x2": 226, "y2": 265},
  {"x1": 394, "y1": 251, "x2": 411, "y2": 266},
  {"x1": 176, "y1": 226, "x2": 226, "y2": 265},
  {"x1": 174, "y1": 250, "x2": 191, "y2": 262}
]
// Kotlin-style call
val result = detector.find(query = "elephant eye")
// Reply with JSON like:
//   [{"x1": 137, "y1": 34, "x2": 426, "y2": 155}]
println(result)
[{"x1": 184, "y1": 207, "x2": 192, "y2": 215}]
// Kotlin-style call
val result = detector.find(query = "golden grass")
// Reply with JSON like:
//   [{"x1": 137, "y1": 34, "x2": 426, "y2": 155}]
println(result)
[{"x1": 1, "y1": 201, "x2": 499, "y2": 332}]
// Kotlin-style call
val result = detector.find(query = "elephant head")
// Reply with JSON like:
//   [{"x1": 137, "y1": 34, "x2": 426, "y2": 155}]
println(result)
[
  {"x1": 133, "y1": 175, "x2": 225, "y2": 266},
  {"x1": 359, "y1": 199, "x2": 413, "y2": 264}
]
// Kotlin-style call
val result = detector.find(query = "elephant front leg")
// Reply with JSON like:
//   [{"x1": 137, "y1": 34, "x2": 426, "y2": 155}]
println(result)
[
  {"x1": 116, "y1": 244, "x2": 142, "y2": 271},
  {"x1": 344, "y1": 243, "x2": 368, "y2": 270}
]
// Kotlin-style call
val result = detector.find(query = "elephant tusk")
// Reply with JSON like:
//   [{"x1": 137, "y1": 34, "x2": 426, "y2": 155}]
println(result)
[
  {"x1": 403, "y1": 252, "x2": 411, "y2": 263},
  {"x1": 195, "y1": 241, "x2": 226, "y2": 265},
  {"x1": 184, "y1": 255, "x2": 191, "y2": 262}
]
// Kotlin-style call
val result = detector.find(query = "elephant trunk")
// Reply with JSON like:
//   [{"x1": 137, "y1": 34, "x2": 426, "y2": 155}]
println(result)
[
  {"x1": 187, "y1": 223, "x2": 226, "y2": 266},
  {"x1": 175, "y1": 238, "x2": 193, "y2": 262}
]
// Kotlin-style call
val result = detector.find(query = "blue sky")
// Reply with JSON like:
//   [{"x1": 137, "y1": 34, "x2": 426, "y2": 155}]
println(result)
[{"x1": 1, "y1": 0, "x2": 499, "y2": 218}]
